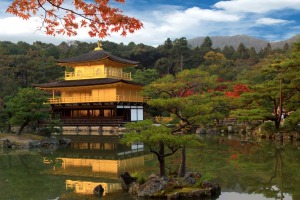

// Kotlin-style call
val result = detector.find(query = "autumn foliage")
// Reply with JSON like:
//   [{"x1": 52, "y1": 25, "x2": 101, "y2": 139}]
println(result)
[
  {"x1": 225, "y1": 83, "x2": 250, "y2": 98},
  {"x1": 6, "y1": 0, "x2": 143, "y2": 37},
  {"x1": 181, "y1": 89, "x2": 195, "y2": 97}
]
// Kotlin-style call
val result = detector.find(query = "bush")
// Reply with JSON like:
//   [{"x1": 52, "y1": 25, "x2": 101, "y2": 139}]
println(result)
[
  {"x1": 260, "y1": 121, "x2": 276, "y2": 136},
  {"x1": 283, "y1": 110, "x2": 300, "y2": 132},
  {"x1": 131, "y1": 170, "x2": 147, "y2": 184}
]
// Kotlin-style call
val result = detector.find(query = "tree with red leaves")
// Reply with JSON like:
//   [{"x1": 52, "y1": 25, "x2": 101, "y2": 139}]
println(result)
[
  {"x1": 6, "y1": 0, "x2": 143, "y2": 38},
  {"x1": 225, "y1": 83, "x2": 250, "y2": 98},
  {"x1": 228, "y1": 39, "x2": 300, "y2": 131}
]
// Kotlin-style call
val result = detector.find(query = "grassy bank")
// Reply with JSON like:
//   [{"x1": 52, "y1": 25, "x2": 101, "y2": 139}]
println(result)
[{"x1": 0, "y1": 133, "x2": 43, "y2": 146}]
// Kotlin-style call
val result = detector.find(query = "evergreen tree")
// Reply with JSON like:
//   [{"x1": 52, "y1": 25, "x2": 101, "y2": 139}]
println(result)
[
  {"x1": 200, "y1": 36, "x2": 213, "y2": 53},
  {"x1": 222, "y1": 45, "x2": 236, "y2": 60},
  {"x1": 143, "y1": 69, "x2": 229, "y2": 177},
  {"x1": 236, "y1": 43, "x2": 249, "y2": 59},
  {"x1": 5, "y1": 88, "x2": 50, "y2": 135}
]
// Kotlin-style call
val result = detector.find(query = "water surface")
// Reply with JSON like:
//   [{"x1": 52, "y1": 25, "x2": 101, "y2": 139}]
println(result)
[{"x1": 0, "y1": 135, "x2": 299, "y2": 200}]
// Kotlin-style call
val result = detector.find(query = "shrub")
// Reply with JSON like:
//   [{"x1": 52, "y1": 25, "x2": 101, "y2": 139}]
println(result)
[
  {"x1": 260, "y1": 121, "x2": 276, "y2": 136},
  {"x1": 131, "y1": 170, "x2": 146, "y2": 184}
]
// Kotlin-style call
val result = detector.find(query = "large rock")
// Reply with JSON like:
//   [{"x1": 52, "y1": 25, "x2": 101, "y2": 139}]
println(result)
[
  {"x1": 127, "y1": 172, "x2": 221, "y2": 200},
  {"x1": 58, "y1": 137, "x2": 71, "y2": 147},
  {"x1": 134, "y1": 174, "x2": 170, "y2": 197},
  {"x1": 119, "y1": 172, "x2": 137, "y2": 191},
  {"x1": 1, "y1": 139, "x2": 16, "y2": 149},
  {"x1": 28, "y1": 140, "x2": 41, "y2": 149},
  {"x1": 93, "y1": 184, "x2": 104, "y2": 197},
  {"x1": 40, "y1": 137, "x2": 59, "y2": 149},
  {"x1": 184, "y1": 172, "x2": 202, "y2": 185},
  {"x1": 128, "y1": 182, "x2": 140, "y2": 196}
]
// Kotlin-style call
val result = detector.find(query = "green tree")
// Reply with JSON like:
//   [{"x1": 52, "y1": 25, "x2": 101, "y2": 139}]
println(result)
[
  {"x1": 248, "y1": 47, "x2": 259, "y2": 63},
  {"x1": 154, "y1": 57, "x2": 173, "y2": 75},
  {"x1": 202, "y1": 51, "x2": 236, "y2": 80},
  {"x1": 143, "y1": 69, "x2": 229, "y2": 177},
  {"x1": 132, "y1": 68, "x2": 159, "y2": 85},
  {"x1": 200, "y1": 36, "x2": 213, "y2": 53},
  {"x1": 155, "y1": 38, "x2": 192, "y2": 75},
  {"x1": 157, "y1": 38, "x2": 173, "y2": 58},
  {"x1": 236, "y1": 43, "x2": 249, "y2": 59},
  {"x1": 121, "y1": 120, "x2": 201, "y2": 177},
  {"x1": 282, "y1": 43, "x2": 290, "y2": 53},
  {"x1": 170, "y1": 37, "x2": 191, "y2": 73},
  {"x1": 222, "y1": 45, "x2": 236, "y2": 60},
  {"x1": 260, "y1": 43, "x2": 272, "y2": 57},
  {"x1": 129, "y1": 44, "x2": 160, "y2": 69},
  {"x1": 5, "y1": 88, "x2": 50, "y2": 135},
  {"x1": 232, "y1": 40, "x2": 300, "y2": 131}
]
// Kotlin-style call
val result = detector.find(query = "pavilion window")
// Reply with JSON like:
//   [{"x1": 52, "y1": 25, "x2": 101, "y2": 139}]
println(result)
[
  {"x1": 93, "y1": 110, "x2": 100, "y2": 117},
  {"x1": 104, "y1": 109, "x2": 111, "y2": 117}
]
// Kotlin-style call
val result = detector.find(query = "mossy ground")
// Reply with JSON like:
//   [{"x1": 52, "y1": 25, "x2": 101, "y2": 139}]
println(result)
[{"x1": 0, "y1": 133, "x2": 43, "y2": 146}]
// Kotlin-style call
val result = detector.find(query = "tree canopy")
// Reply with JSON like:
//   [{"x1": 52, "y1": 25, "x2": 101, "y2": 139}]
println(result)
[
  {"x1": 142, "y1": 69, "x2": 230, "y2": 176},
  {"x1": 0, "y1": 37, "x2": 299, "y2": 135},
  {"x1": 6, "y1": 0, "x2": 143, "y2": 37},
  {"x1": 121, "y1": 120, "x2": 201, "y2": 177},
  {"x1": 5, "y1": 88, "x2": 50, "y2": 135},
  {"x1": 230, "y1": 40, "x2": 300, "y2": 131}
]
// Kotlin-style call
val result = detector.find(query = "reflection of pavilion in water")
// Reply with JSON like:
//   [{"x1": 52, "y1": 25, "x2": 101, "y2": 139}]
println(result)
[
  {"x1": 65, "y1": 180, "x2": 121, "y2": 196},
  {"x1": 45, "y1": 136, "x2": 151, "y2": 197}
]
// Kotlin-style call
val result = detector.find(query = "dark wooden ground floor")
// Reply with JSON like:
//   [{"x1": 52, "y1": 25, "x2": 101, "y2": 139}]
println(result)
[{"x1": 51, "y1": 103, "x2": 144, "y2": 126}]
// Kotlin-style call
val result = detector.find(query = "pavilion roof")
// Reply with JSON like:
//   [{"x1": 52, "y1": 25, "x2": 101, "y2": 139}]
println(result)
[
  {"x1": 56, "y1": 49, "x2": 139, "y2": 65},
  {"x1": 33, "y1": 78, "x2": 143, "y2": 89}
]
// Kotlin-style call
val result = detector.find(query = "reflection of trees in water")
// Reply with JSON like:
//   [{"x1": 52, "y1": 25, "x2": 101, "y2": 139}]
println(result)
[
  {"x1": 259, "y1": 145, "x2": 284, "y2": 199},
  {"x1": 257, "y1": 140, "x2": 300, "y2": 200},
  {"x1": 0, "y1": 153, "x2": 66, "y2": 199},
  {"x1": 186, "y1": 136, "x2": 300, "y2": 199}
]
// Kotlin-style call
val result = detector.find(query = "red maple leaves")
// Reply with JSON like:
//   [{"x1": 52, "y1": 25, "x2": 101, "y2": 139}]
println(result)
[
  {"x1": 225, "y1": 83, "x2": 250, "y2": 98},
  {"x1": 177, "y1": 80, "x2": 250, "y2": 98},
  {"x1": 6, "y1": 0, "x2": 143, "y2": 38}
]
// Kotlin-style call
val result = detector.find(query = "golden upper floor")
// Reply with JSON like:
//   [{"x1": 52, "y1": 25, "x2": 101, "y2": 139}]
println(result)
[
  {"x1": 64, "y1": 65, "x2": 131, "y2": 81},
  {"x1": 57, "y1": 45, "x2": 138, "y2": 81},
  {"x1": 34, "y1": 79, "x2": 148, "y2": 104}
]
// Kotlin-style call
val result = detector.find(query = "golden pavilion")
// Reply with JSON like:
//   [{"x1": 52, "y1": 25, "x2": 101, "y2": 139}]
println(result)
[{"x1": 34, "y1": 43, "x2": 146, "y2": 135}]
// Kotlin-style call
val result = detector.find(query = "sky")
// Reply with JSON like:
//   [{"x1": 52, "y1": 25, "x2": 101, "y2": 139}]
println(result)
[{"x1": 1, "y1": 0, "x2": 300, "y2": 47}]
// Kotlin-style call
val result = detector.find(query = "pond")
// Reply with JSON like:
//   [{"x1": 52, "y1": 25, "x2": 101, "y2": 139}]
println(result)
[{"x1": 0, "y1": 135, "x2": 299, "y2": 200}]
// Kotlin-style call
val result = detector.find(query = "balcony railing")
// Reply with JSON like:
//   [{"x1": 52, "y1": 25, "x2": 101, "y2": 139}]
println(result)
[
  {"x1": 48, "y1": 95, "x2": 150, "y2": 104},
  {"x1": 65, "y1": 70, "x2": 131, "y2": 80},
  {"x1": 61, "y1": 117, "x2": 124, "y2": 126}
]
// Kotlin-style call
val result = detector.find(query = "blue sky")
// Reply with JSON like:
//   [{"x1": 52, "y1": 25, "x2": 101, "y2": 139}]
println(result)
[{"x1": 1, "y1": 0, "x2": 300, "y2": 46}]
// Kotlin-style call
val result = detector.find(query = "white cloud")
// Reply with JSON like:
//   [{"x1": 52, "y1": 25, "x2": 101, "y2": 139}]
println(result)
[
  {"x1": 0, "y1": 0, "x2": 299, "y2": 46},
  {"x1": 214, "y1": 0, "x2": 300, "y2": 13},
  {"x1": 0, "y1": 17, "x2": 41, "y2": 34},
  {"x1": 0, "y1": 5, "x2": 242, "y2": 46},
  {"x1": 164, "y1": 7, "x2": 240, "y2": 24},
  {"x1": 256, "y1": 18, "x2": 291, "y2": 25},
  {"x1": 103, "y1": 6, "x2": 241, "y2": 46}
]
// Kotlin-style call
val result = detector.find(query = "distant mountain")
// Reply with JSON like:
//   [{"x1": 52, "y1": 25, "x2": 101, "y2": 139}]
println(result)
[{"x1": 187, "y1": 35, "x2": 300, "y2": 51}]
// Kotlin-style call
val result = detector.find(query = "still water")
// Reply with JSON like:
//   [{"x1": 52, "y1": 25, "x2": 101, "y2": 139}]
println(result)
[{"x1": 0, "y1": 135, "x2": 299, "y2": 200}]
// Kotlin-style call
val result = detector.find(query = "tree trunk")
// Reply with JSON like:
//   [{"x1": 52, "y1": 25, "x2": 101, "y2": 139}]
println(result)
[
  {"x1": 158, "y1": 142, "x2": 166, "y2": 177},
  {"x1": 6, "y1": 112, "x2": 12, "y2": 133},
  {"x1": 6, "y1": 123, "x2": 12, "y2": 133},
  {"x1": 274, "y1": 78, "x2": 283, "y2": 130},
  {"x1": 275, "y1": 119, "x2": 281, "y2": 130},
  {"x1": 17, "y1": 121, "x2": 29, "y2": 135},
  {"x1": 178, "y1": 147, "x2": 186, "y2": 177},
  {"x1": 158, "y1": 156, "x2": 166, "y2": 177}
]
